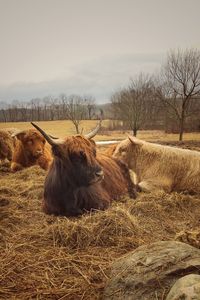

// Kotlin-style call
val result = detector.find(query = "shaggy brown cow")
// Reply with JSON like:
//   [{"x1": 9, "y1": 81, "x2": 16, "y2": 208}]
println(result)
[
  {"x1": 0, "y1": 130, "x2": 14, "y2": 162},
  {"x1": 11, "y1": 129, "x2": 52, "y2": 172},
  {"x1": 31, "y1": 122, "x2": 136, "y2": 217},
  {"x1": 113, "y1": 136, "x2": 200, "y2": 193}
]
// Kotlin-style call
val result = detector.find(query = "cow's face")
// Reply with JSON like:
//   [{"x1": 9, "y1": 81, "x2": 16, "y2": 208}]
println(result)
[
  {"x1": 30, "y1": 121, "x2": 104, "y2": 186},
  {"x1": 113, "y1": 136, "x2": 143, "y2": 169},
  {"x1": 112, "y1": 139, "x2": 131, "y2": 164},
  {"x1": 15, "y1": 129, "x2": 46, "y2": 158},
  {"x1": 52, "y1": 136, "x2": 104, "y2": 186}
]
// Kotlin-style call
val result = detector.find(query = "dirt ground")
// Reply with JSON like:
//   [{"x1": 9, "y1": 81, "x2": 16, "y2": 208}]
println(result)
[{"x1": 0, "y1": 133, "x2": 200, "y2": 299}]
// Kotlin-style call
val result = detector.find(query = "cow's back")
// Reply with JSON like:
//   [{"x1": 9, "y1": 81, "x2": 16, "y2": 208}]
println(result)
[{"x1": 139, "y1": 142, "x2": 200, "y2": 193}]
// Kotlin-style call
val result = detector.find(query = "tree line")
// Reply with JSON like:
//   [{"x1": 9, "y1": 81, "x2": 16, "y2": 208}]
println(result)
[
  {"x1": 0, "y1": 95, "x2": 96, "y2": 134},
  {"x1": 1, "y1": 48, "x2": 200, "y2": 140}
]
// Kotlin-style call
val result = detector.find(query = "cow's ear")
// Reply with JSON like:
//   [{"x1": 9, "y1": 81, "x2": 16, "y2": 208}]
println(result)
[
  {"x1": 12, "y1": 131, "x2": 26, "y2": 141},
  {"x1": 128, "y1": 135, "x2": 143, "y2": 146}
]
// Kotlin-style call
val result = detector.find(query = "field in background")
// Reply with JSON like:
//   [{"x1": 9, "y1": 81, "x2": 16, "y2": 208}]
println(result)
[{"x1": 1, "y1": 120, "x2": 200, "y2": 141}]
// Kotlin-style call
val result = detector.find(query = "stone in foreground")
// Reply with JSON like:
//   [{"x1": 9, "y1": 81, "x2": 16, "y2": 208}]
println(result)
[
  {"x1": 166, "y1": 274, "x2": 200, "y2": 300},
  {"x1": 104, "y1": 241, "x2": 200, "y2": 300}
]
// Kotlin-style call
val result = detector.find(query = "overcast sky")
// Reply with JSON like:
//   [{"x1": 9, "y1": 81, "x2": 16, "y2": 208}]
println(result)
[{"x1": 0, "y1": 0, "x2": 200, "y2": 103}]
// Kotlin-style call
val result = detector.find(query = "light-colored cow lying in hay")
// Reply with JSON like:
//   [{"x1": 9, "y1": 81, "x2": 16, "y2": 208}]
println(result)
[{"x1": 112, "y1": 136, "x2": 200, "y2": 193}]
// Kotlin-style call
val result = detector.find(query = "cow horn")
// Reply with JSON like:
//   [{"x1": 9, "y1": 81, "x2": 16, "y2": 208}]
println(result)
[
  {"x1": 31, "y1": 122, "x2": 63, "y2": 145},
  {"x1": 11, "y1": 129, "x2": 25, "y2": 138},
  {"x1": 85, "y1": 116, "x2": 102, "y2": 139}
]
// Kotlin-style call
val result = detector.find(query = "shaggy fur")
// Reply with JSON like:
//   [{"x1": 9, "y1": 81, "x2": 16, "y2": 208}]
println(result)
[
  {"x1": 11, "y1": 129, "x2": 52, "y2": 172},
  {"x1": 0, "y1": 130, "x2": 14, "y2": 161},
  {"x1": 113, "y1": 136, "x2": 200, "y2": 193},
  {"x1": 3, "y1": 127, "x2": 21, "y2": 135},
  {"x1": 102, "y1": 144, "x2": 118, "y2": 156},
  {"x1": 43, "y1": 135, "x2": 136, "y2": 216}
]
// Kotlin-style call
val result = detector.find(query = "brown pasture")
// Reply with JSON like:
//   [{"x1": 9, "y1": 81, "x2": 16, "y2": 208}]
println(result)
[
  {"x1": 1, "y1": 120, "x2": 200, "y2": 141},
  {"x1": 0, "y1": 122, "x2": 200, "y2": 299}
]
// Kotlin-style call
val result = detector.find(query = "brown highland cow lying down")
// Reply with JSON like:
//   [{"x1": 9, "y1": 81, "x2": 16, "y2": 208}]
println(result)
[
  {"x1": 11, "y1": 129, "x2": 52, "y2": 172},
  {"x1": 113, "y1": 136, "x2": 200, "y2": 194},
  {"x1": 0, "y1": 129, "x2": 15, "y2": 162},
  {"x1": 31, "y1": 122, "x2": 136, "y2": 217}
]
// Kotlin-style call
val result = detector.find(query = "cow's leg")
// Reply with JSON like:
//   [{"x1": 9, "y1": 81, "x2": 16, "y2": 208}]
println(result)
[
  {"x1": 138, "y1": 178, "x2": 172, "y2": 193},
  {"x1": 11, "y1": 162, "x2": 23, "y2": 172},
  {"x1": 129, "y1": 169, "x2": 138, "y2": 185},
  {"x1": 37, "y1": 154, "x2": 52, "y2": 171},
  {"x1": 37, "y1": 157, "x2": 49, "y2": 170}
]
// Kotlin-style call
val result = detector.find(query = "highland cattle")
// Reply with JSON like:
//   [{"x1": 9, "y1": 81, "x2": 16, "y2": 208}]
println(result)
[
  {"x1": 11, "y1": 129, "x2": 52, "y2": 172},
  {"x1": 113, "y1": 136, "x2": 200, "y2": 193},
  {"x1": 31, "y1": 122, "x2": 136, "y2": 216}
]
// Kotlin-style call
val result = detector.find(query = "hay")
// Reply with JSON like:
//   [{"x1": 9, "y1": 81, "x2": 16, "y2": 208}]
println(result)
[
  {"x1": 175, "y1": 229, "x2": 200, "y2": 249},
  {"x1": 0, "y1": 160, "x2": 200, "y2": 299}
]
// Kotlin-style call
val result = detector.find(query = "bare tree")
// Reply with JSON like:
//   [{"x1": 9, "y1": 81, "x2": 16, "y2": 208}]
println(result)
[
  {"x1": 84, "y1": 96, "x2": 96, "y2": 119},
  {"x1": 111, "y1": 73, "x2": 156, "y2": 136},
  {"x1": 21, "y1": 104, "x2": 28, "y2": 121},
  {"x1": 60, "y1": 94, "x2": 87, "y2": 133},
  {"x1": 158, "y1": 48, "x2": 200, "y2": 140},
  {"x1": 30, "y1": 98, "x2": 42, "y2": 121}
]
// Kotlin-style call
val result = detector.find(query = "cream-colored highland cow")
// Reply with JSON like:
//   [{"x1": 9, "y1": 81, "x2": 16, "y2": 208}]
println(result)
[{"x1": 113, "y1": 136, "x2": 200, "y2": 193}]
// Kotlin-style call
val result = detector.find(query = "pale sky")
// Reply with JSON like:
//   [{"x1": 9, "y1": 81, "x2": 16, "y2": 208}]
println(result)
[{"x1": 0, "y1": 0, "x2": 200, "y2": 103}]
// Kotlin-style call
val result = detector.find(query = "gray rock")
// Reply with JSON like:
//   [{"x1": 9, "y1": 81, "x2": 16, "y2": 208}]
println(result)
[
  {"x1": 166, "y1": 274, "x2": 200, "y2": 300},
  {"x1": 103, "y1": 241, "x2": 200, "y2": 300}
]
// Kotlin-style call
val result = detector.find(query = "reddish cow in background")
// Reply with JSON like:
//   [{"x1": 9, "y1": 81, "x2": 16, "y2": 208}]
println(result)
[
  {"x1": 100, "y1": 143, "x2": 118, "y2": 156},
  {"x1": 31, "y1": 122, "x2": 136, "y2": 217},
  {"x1": 0, "y1": 130, "x2": 15, "y2": 162},
  {"x1": 11, "y1": 129, "x2": 52, "y2": 172}
]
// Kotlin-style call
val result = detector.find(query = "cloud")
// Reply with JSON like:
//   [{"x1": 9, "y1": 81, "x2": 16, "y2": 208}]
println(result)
[{"x1": 0, "y1": 52, "x2": 164, "y2": 104}]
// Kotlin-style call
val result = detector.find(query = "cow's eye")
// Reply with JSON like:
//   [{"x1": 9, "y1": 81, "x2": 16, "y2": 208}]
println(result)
[
  {"x1": 79, "y1": 151, "x2": 86, "y2": 160},
  {"x1": 120, "y1": 147, "x2": 126, "y2": 153},
  {"x1": 70, "y1": 152, "x2": 81, "y2": 162},
  {"x1": 118, "y1": 148, "x2": 123, "y2": 154}
]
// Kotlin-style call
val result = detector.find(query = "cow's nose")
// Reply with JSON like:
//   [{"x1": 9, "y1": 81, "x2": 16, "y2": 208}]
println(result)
[{"x1": 95, "y1": 170, "x2": 104, "y2": 178}]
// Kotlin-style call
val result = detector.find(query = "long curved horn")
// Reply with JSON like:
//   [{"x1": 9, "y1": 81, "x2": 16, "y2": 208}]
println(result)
[
  {"x1": 11, "y1": 129, "x2": 25, "y2": 138},
  {"x1": 31, "y1": 122, "x2": 62, "y2": 145},
  {"x1": 85, "y1": 116, "x2": 102, "y2": 140}
]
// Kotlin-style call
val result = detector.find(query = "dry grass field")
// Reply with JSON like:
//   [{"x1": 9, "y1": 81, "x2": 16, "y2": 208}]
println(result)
[
  {"x1": 0, "y1": 121, "x2": 200, "y2": 299},
  {"x1": 1, "y1": 120, "x2": 200, "y2": 142}
]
